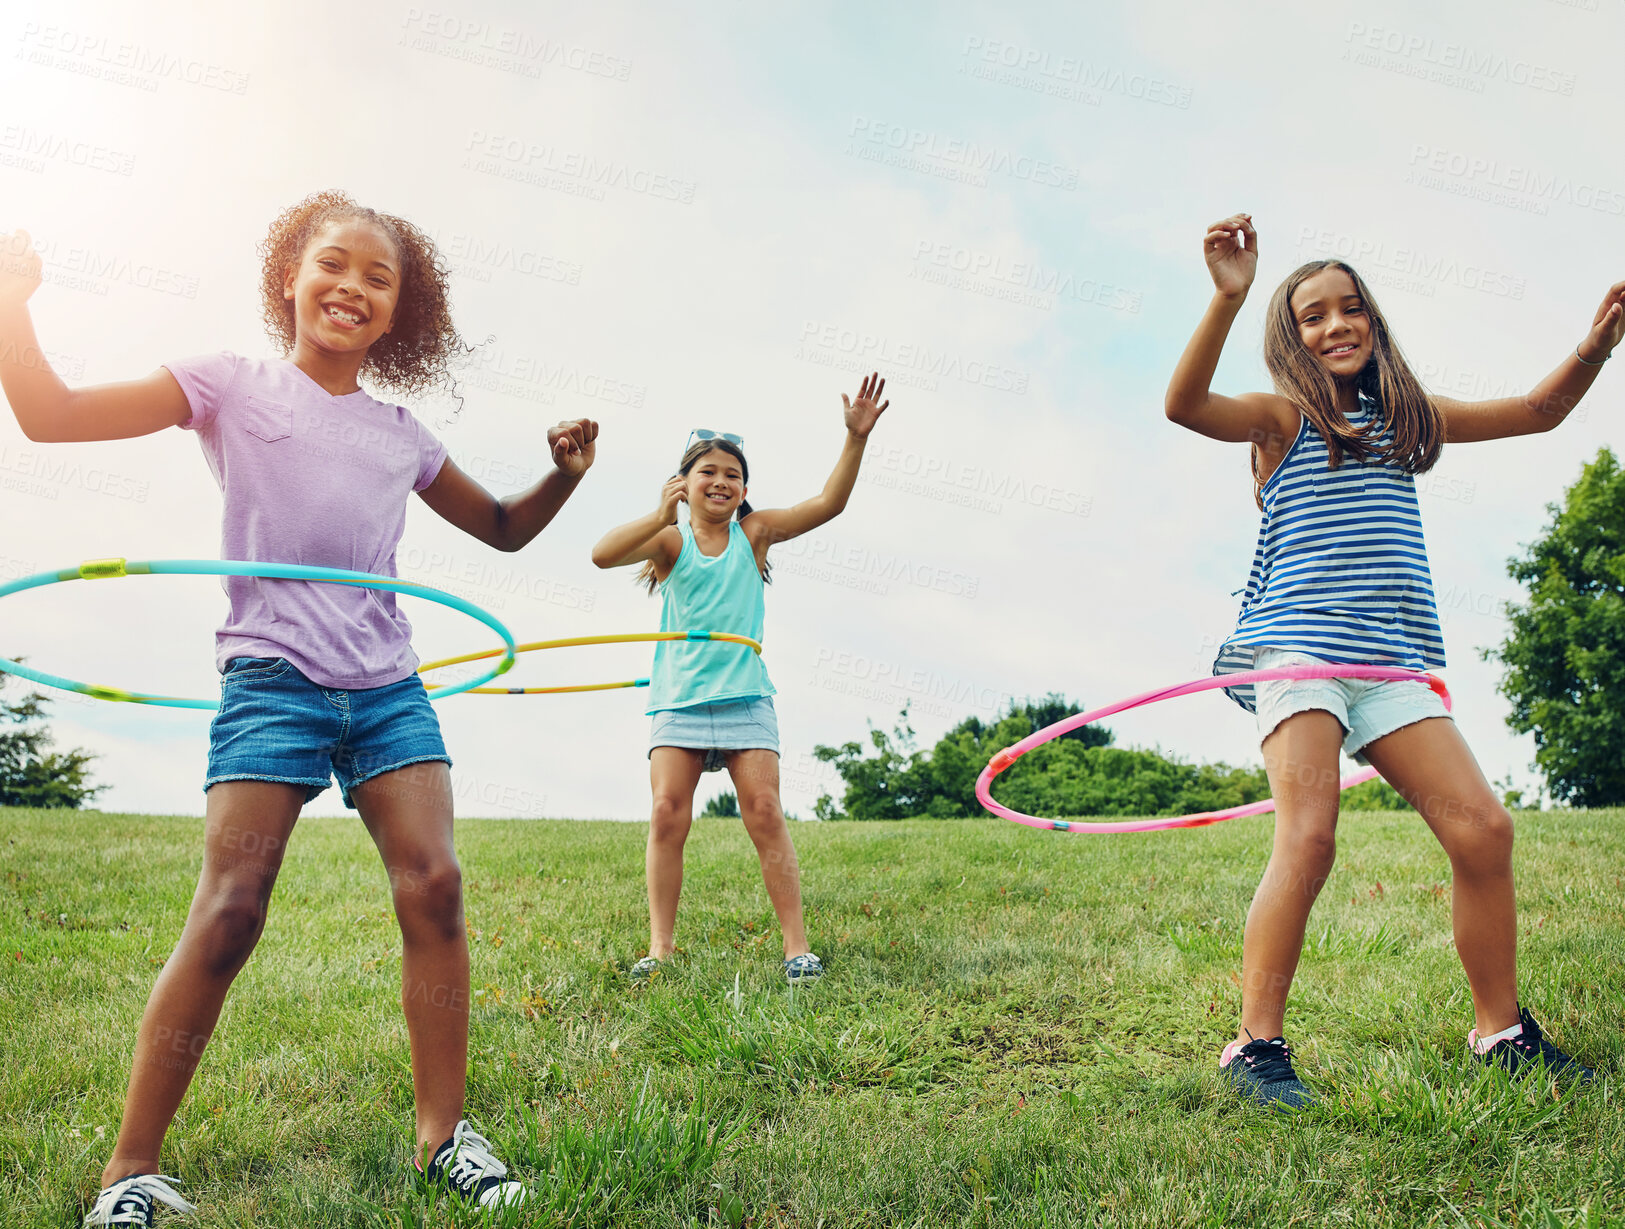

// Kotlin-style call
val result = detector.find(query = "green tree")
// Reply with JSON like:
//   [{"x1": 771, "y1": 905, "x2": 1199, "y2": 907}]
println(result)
[
  {"x1": 811, "y1": 695, "x2": 1283, "y2": 821},
  {"x1": 989, "y1": 741, "x2": 1269, "y2": 818},
  {"x1": 700, "y1": 790, "x2": 739, "y2": 818},
  {"x1": 0, "y1": 669, "x2": 104, "y2": 809},
  {"x1": 1487, "y1": 447, "x2": 1625, "y2": 806},
  {"x1": 1338, "y1": 777, "x2": 1412, "y2": 812},
  {"x1": 812, "y1": 708, "x2": 938, "y2": 821}
]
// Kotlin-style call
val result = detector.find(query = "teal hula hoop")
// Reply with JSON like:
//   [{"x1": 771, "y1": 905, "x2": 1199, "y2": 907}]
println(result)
[{"x1": 0, "y1": 558, "x2": 517, "y2": 710}]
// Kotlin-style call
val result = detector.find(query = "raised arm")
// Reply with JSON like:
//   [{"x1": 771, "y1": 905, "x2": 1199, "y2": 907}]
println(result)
[
  {"x1": 744, "y1": 372, "x2": 889, "y2": 550},
  {"x1": 1164, "y1": 215, "x2": 1299, "y2": 448},
  {"x1": 0, "y1": 231, "x2": 190, "y2": 442},
  {"x1": 590, "y1": 474, "x2": 685, "y2": 571},
  {"x1": 1438, "y1": 279, "x2": 1624, "y2": 443},
  {"x1": 419, "y1": 418, "x2": 599, "y2": 553}
]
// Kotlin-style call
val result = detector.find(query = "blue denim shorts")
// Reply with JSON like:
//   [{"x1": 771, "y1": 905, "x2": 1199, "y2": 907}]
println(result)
[
  {"x1": 648, "y1": 696, "x2": 779, "y2": 773},
  {"x1": 205, "y1": 657, "x2": 451, "y2": 808},
  {"x1": 1253, "y1": 647, "x2": 1450, "y2": 765}
]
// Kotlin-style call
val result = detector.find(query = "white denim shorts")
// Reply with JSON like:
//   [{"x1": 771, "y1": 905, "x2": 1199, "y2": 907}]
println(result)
[
  {"x1": 1252, "y1": 648, "x2": 1449, "y2": 764},
  {"x1": 648, "y1": 696, "x2": 780, "y2": 773}
]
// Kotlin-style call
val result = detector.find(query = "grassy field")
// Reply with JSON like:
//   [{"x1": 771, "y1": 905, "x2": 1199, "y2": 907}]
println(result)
[{"x1": 0, "y1": 806, "x2": 1621, "y2": 1228}]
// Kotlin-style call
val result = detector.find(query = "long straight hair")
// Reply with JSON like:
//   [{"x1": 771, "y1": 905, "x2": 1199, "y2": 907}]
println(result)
[
  {"x1": 1256, "y1": 260, "x2": 1444, "y2": 507},
  {"x1": 636, "y1": 438, "x2": 770, "y2": 594}
]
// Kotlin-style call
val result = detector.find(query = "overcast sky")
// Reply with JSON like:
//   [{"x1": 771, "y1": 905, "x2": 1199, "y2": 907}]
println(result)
[{"x1": 1, "y1": 0, "x2": 1619, "y2": 821}]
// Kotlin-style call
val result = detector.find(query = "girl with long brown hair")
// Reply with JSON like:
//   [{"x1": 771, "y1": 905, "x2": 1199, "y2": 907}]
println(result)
[
  {"x1": 593, "y1": 375, "x2": 889, "y2": 986},
  {"x1": 1164, "y1": 212, "x2": 1621, "y2": 1108}
]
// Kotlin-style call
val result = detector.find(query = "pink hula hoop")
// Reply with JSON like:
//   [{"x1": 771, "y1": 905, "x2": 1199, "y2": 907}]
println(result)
[{"x1": 976, "y1": 664, "x2": 1452, "y2": 835}]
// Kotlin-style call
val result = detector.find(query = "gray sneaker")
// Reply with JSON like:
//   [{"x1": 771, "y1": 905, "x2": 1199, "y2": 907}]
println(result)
[
  {"x1": 629, "y1": 955, "x2": 666, "y2": 982},
  {"x1": 1219, "y1": 1035, "x2": 1315, "y2": 1110},
  {"x1": 784, "y1": 953, "x2": 825, "y2": 984}
]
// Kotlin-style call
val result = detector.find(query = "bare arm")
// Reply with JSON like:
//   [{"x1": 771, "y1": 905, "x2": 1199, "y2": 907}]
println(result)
[
  {"x1": 1164, "y1": 214, "x2": 1299, "y2": 449},
  {"x1": 418, "y1": 418, "x2": 598, "y2": 552},
  {"x1": 0, "y1": 231, "x2": 190, "y2": 442},
  {"x1": 591, "y1": 475, "x2": 684, "y2": 571},
  {"x1": 744, "y1": 373, "x2": 889, "y2": 550},
  {"x1": 1440, "y1": 279, "x2": 1624, "y2": 443}
]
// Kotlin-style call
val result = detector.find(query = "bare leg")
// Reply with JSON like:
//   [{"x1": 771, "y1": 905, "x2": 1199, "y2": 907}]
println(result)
[
  {"x1": 1360, "y1": 718, "x2": 1519, "y2": 1035},
  {"x1": 647, "y1": 747, "x2": 705, "y2": 960},
  {"x1": 352, "y1": 761, "x2": 468, "y2": 1162},
  {"x1": 1236, "y1": 711, "x2": 1345, "y2": 1046},
  {"x1": 101, "y1": 782, "x2": 304, "y2": 1185},
  {"x1": 727, "y1": 750, "x2": 809, "y2": 959}
]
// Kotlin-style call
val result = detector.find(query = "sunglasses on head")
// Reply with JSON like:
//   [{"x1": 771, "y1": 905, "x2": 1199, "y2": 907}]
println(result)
[{"x1": 686, "y1": 428, "x2": 744, "y2": 452}]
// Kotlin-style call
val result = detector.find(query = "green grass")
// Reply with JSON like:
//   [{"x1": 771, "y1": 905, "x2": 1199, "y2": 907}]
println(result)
[{"x1": 1, "y1": 807, "x2": 1621, "y2": 1227}]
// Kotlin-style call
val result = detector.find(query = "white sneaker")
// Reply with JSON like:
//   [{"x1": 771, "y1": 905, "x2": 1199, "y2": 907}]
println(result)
[
  {"x1": 83, "y1": 1173, "x2": 194, "y2": 1226},
  {"x1": 423, "y1": 1120, "x2": 528, "y2": 1208}
]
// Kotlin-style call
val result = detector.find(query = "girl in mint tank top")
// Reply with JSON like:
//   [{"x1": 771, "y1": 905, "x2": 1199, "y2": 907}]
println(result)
[
  {"x1": 0, "y1": 195, "x2": 601, "y2": 1220},
  {"x1": 1164, "y1": 213, "x2": 1618, "y2": 1107},
  {"x1": 593, "y1": 374, "x2": 892, "y2": 986}
]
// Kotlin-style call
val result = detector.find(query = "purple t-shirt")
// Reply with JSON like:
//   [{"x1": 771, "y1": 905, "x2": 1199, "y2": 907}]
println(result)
[{"x1": 165, "y1": 352, "x2": 448, "y2": 689}]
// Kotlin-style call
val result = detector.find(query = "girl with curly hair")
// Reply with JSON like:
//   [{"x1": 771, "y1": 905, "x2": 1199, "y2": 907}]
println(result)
[
  {"x1": 1165, "y1": 213, "x2": 1619, "y2": 1110},
  {"x1": 0, "y1": 192, "x2": 595, "y2": 1223}
]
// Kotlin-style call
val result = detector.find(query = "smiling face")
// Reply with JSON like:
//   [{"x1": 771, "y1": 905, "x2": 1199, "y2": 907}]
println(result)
[
  {"x1": 1289, "y1": 266, "x2": 1373, "y2": 382},
  {"x1": 282, "y1": 217, "x2": 400, "y2": 359},
  {"x1": 684, "y1": 447, "x2": 747, "y2": 521}
]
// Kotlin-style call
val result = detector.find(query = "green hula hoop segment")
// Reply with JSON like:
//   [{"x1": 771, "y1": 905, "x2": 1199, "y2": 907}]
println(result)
[
  {"x1": 417, "y1": 630, "x2": 763, "y2": 695},
  {"x1": 0, "y1": 558, "x2": 517, "y2": 710}
]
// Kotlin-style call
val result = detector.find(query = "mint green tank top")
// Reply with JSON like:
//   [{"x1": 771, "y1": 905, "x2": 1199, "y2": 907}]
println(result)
[{"x1": 646, "y1": 519, "x2": 776, "y2": 713}]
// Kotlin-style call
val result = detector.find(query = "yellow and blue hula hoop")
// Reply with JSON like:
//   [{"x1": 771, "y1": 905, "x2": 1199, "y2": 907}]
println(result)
[
  {"x1": 0, "y1": 558, "x2": 517, "y2": 710},
  {"x1": 418, "y1": 631, "x2": 762, "y2": 695}
]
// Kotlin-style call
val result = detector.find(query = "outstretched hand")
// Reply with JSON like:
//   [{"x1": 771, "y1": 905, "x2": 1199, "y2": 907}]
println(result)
[
  {"x1": 842, "y1": 371, "x2": 889, "y2": 439},
  {"x1": 1204, "y1": 213, "x2": 1257, "y2": 300},
  {"x1": 1580, "y1": 279, "x2": 1625, "y2": 362},
  {"x1": 0, "y1": 230, "x2": 42, "y2": 306},
  {"x1": 548, "y1": 417, "x2": 598, "y2": 477}
]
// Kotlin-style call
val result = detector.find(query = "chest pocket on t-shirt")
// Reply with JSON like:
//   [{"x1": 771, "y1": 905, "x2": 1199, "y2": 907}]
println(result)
[{"x1": 242, "y1": 396, "x2": 292, "y2": 443}]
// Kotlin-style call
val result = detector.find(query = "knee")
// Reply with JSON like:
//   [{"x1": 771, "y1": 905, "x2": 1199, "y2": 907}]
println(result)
[
  {"x1": 394, "y1": 859, "x2": 463, "y2": 940},
  {"x1": 649, "y1": 796, "x2": 692, "y2": 845},
  {"x1": 1278, "y1": 825, "x2": 1338, "y2": 887},
  {"x1": 196, "y1": 881, "x2": 270, "y2": 975},
  {"x1": 1448, "y1": 803, "x2": 1514, "y2": 878},
  {"x1": 737, "y1": 786, "x2": 783, "y2": 830}
]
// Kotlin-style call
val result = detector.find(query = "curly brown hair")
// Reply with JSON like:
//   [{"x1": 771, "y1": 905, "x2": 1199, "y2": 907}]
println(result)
[{"x1": 257, "y1": 190, "x2": 464, "y2": 398}]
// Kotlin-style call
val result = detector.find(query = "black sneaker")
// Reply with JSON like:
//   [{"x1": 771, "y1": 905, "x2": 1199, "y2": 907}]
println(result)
[
  {"x1": 1471, "y1": 1008, "x2": 1594, "y2": 1082},
  {"x1": 421, "y1": 1120, "x2": 529, "y2": 1209},
  {"x1": 83, "y1": 1173, "x2": 194, "y2": 1226},
  {"x1": 1220, "y1": 1035, "x2": 1316, "y2": 1109}
]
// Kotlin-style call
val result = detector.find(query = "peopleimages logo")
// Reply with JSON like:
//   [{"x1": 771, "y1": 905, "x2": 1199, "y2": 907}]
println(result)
[
  {"x1": 1342, "y1": 22, "x2": 1577, "y2": 95},
  {"x1": 0, "y1": 125, "x2": 135, "y2": 176},
  {"x1": 0, "y1": 444, "x2": 149, "y2": 503},
  {"x1": 959, "y1": 37, "x2": 1193, "y2": 109},
  {"x1": 1294, "y1": 229, "x2": 1526, "y2": 300},
  {"x1": 846, "y1": 118, "x2": 1080, "y2": 191},
  {"x1": 17, "y1": 23, "x2": 251, "y2": 94},
  {"x1": 434, "y1": 231, "x2": 583, "y2": 286},
  {"x1": 911, "y1": 240, "x2": 1143, "y2": 314},
  {"x1": 797, "y1": 321, "x2": 1028, "y2": 395},
  {"x1": 1404, "y1": 145, "x2": 1625, "y2": 216},
  {"x1": 400, "y1": 9, "x2": 632, "y2": 81},
  {"x1": 464, "y1": 132, "x2": 697, "y2": 203}
]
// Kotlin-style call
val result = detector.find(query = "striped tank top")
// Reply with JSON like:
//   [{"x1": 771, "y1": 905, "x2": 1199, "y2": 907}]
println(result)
[{"x1": 1213, "y1": 393, "x2": 1445, "y2": 712}]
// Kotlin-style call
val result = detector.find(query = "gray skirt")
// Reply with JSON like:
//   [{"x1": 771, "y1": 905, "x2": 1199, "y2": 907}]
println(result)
[{"x1": 648, "y1": 696, "x2": 780, "y2": 772}]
